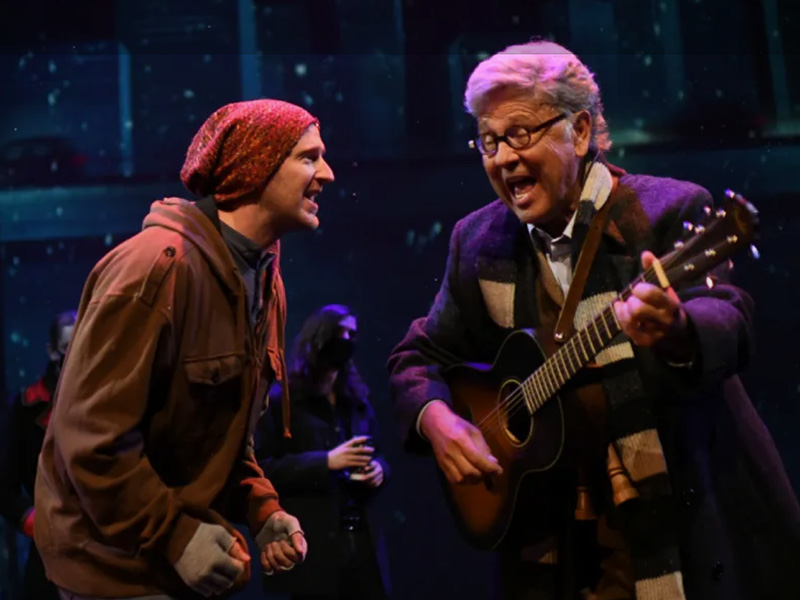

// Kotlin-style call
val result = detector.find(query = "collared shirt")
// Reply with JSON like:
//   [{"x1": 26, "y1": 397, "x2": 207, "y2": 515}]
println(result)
[
  {"x1": 219, "y1": 222, "x2": 275, "y2": 328},
  {"x1": 527, "y1": 209, "x2": 578, "y2": 297}
]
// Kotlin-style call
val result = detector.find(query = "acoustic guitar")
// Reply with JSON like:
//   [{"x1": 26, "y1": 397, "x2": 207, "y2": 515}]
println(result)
[{"x1": 441, "y1": 190, "x2": 759, "y2": 549}]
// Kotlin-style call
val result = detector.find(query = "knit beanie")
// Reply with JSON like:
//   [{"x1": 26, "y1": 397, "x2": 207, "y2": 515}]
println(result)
[{"x1": 180, "y1": 99, "x2": 319, "y2": 204}]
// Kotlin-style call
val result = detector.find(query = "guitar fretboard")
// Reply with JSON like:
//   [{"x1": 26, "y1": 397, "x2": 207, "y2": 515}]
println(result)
[
  {"x1": 519, "y1": 265, "x2": 666, "y2": 413},
  {"x1": 520, "y1": 306, "x2": 622, "y2": 412}
]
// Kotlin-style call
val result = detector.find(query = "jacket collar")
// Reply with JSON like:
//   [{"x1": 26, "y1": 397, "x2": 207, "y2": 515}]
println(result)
[{"x1": 141, "y1": 196, "x2": 281, "y2": 298}]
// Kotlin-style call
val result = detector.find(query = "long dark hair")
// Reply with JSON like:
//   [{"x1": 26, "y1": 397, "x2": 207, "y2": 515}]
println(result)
[{"x1": 288, "y1": 304, "x2": 368, "y2": 403}]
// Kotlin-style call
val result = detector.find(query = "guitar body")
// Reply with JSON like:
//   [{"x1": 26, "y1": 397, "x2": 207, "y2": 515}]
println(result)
[{"x1": 442, "y1": 328, "x2": 567, "y2": 550}]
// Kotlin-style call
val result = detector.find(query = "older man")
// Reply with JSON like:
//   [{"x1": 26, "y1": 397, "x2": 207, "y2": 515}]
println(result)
[
  {"x1": 34, "y1": 99, "x2": 334, "y2": 599},
  {"x1": 388, "y1": 41, "x2": 800, "y2": 600}
]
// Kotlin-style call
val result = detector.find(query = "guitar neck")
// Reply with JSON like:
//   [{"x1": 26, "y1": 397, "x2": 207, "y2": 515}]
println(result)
[
  {"x1": 519, "y1": 191, "x2": 758, "y2": 415},
  {"x1": 521, "y1": 268, "x2": 658, "y2": 413}
]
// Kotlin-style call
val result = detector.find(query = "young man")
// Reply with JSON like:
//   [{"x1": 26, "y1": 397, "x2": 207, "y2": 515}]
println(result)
[
  {"x1": 34, "y1": 99, "x2": 334, "y2": 599},
  {"x1": 388, "y1": 41, "x2": 800, "y2": 600}
]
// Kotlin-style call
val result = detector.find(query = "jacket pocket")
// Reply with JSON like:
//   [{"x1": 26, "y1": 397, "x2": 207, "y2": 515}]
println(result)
[
  {"x1": 182, "y1": 353, "x2": 246, "y2": 419},
  {"x1": 184, "y1": 353, "x2": 244, "y2": 386},
  {"x1": 172, "y1": 354, "x2": 247, "y2": 478}
]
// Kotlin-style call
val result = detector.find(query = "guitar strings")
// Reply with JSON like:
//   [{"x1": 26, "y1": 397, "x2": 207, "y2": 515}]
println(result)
[{"x1": 472, "y1": 227, "x2": 739, "y2": 442}]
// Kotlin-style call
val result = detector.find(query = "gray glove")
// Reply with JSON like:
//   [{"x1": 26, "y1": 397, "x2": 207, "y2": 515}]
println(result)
[
  {"x1": 256, "y1": 510, "x2": 307, "y2": 574},
  {"x1": 173, "y1": 523, "x2": 245, "y2": 597}
]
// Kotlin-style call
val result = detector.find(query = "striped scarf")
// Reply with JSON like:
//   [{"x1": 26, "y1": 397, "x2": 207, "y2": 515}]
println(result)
[{"x1": 571, "y1": 161, "x2": 686, "y2": 600}]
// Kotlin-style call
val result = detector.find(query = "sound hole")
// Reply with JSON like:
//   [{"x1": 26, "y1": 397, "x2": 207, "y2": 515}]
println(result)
[{"x1": 499, "y1": 379, "x2": 532, "y2": 446}]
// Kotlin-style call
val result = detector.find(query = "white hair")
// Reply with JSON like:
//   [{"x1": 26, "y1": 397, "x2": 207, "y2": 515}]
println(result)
[{"x1": 464, "y1": 40, "x2": 612, "y2": 151}]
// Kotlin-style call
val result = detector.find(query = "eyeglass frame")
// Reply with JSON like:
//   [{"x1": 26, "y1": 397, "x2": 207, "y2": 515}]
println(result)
[{"x1": 468, "y1": 113, "x2": 568, "y2": 157}]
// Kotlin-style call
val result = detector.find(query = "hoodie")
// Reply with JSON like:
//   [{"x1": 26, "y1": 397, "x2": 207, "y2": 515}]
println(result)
[{"x1": 34, "y1": 197, "x2": 288, "y2": 598}]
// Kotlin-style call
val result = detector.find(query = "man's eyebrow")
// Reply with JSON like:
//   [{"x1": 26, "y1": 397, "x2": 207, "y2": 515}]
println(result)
[{"x1": 298, "y1": 145, "x2": 325, "y2": 156}]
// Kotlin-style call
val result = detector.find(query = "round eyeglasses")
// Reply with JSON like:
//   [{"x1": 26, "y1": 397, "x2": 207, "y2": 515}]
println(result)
[{"x1": 468, "y1": 113, "x2": 567, "y2": 157}]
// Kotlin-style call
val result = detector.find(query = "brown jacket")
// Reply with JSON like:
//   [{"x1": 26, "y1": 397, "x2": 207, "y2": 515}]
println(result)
[{"x1": 34, "y1": 197, "x2": 289, "y2": 598}]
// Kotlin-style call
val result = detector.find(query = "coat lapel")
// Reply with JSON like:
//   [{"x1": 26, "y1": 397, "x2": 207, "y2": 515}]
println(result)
[
  {"x1": 475, "y1": 202, "x2": 545, "y2": 330},
  {"x1": 603, "y1": 181, "x2": 652, "y2": 287}
]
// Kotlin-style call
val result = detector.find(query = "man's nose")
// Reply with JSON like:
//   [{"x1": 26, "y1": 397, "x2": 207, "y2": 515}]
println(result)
[
  {"x1": 493, "y1": 140, "x2": 520, "y2": 168},
  {"x1": 318, "y1": 159, "x2": 335, "y2": 183}
]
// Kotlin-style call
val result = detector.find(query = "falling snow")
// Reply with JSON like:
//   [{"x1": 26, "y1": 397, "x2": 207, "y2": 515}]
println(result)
[{"x1": 0, "y1": 4, "x2": 797, "y2": 457}]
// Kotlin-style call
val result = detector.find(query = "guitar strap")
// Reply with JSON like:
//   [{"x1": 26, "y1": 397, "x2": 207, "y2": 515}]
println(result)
[{"x1": 553, "y1": 191, "x2": 613, "y2": 344}]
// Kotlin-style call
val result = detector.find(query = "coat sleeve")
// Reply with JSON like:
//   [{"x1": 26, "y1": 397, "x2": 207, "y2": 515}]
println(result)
[
  {"x1": 254, "y1": 388, "x2": 331, "y2": 495},
  {"x1": 0, "y1": 395, "x2": 32, "y2": 529},
  {"x1": 651, "y1": 186, "x2": 755, "y2": 386},
  {"x1": 387, "y1": 220, "x2": 481, "y2": 453},
  {"x1": 224, "y1": 439, "x2": 283, "y2": 535},
  {"x1": 46, "y1": 293, "x2": 201, "y2": 565},
  {"x1": 637, "y1": 185, "x2": 754, "y2": 389}
]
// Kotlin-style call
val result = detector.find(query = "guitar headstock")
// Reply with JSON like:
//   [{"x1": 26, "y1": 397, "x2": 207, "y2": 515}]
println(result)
[{"x1": 659, "y1": 190, "x2": 759, "y2": 288}]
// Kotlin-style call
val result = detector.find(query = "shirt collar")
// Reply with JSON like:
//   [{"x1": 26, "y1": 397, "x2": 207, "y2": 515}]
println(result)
[
  {"x1": 220, "y1": 221, "x2": 274, "y2": 272},
  {"x1": 526, "y1": 209, "x2": 577, "y2": 256}
]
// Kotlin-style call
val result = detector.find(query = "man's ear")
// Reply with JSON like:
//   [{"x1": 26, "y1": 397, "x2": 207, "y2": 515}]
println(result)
[{"x1": 571, "y1": 110, "x2": 593, "y2": 158}]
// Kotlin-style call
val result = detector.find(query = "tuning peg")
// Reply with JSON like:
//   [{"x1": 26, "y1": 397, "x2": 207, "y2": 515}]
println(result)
[
  {"x1": 716, "y1": 208, "x2": 727, "y2": 218},
  {"x1": 705, "y1": 275, "x2": 715, "y2": 289},
  {"x1": 703, "y1": 205, "x2": 712, "y2": 216},
  {"x1": 724, "y1": 189, "x2": 736, "y2": 200},
  {"x1": 673, "y1": 240, "x2": 684, "y2": 250},
  {"x1": 749, "y1": 244, "x2": 760, "y2": 259},
  {"x1": 694, "y1": 224, "x2": 705, "y2": 235},
  {"x1": 683, "y1": 221, "x2": 694, "y2": 232}
]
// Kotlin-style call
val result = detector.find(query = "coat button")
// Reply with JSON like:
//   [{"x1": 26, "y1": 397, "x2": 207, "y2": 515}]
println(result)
[
  {"x1": 164, "y1": 246, "x2": 176, "y2": 257},
  {"x1": 711, "y1": 561, "x2": 724, "y2": 581},
  {"x1": 681, "y1": 487, "x2": 696, "y2": 507}
]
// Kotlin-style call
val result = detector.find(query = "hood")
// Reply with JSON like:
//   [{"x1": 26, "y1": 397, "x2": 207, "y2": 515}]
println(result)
[{"x1": 142, "y1": 197, "x2": 281, "y2": 295}]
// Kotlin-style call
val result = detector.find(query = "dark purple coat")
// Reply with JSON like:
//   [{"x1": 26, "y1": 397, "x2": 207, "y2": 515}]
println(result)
[
  {"x1": 255, "y1": 381, "x2": 391, "y2": 597},
  {"x1": 388, "y1": 172, "x2": 800, "y2": 599}
]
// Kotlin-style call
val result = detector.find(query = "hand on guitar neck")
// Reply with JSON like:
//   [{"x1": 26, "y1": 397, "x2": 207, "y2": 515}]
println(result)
[
  {"x1": 613, "y1": 250, "x2": 695, "y2": 363},
  {"x1": 420, "y1": 400, "x2": 503, "y2": 484}
]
